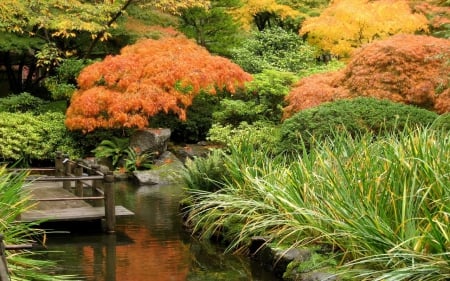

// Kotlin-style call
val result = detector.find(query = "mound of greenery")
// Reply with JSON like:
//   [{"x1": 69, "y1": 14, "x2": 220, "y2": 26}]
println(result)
[
  {"x1": 0, "y1": 112, "x2": 80, "y2": 166},
  {"x1": 280, "y1": 97, "x2": 440, "y2": 153}
]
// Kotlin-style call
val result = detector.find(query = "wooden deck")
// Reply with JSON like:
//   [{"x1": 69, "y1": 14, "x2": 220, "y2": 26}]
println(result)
[{"x1": 21, "y1": 181, "x2": 134, "y2": 223}]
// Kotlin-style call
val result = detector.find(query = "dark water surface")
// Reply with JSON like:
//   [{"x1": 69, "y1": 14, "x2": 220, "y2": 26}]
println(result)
[{"x1": 43, "y1": 182, "x2": 280, "y2": 281}]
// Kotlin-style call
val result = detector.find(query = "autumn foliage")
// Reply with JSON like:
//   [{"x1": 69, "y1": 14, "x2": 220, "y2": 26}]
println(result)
[
  {"x1": 284, "y1": 34, "x2": 450, "y2": 118},
  {"x1": 300, "y1": 0, "x2": 429, "y2": 57},
  {"x1": 65, "y1": 36, "x2": 252, "y2": 132}
]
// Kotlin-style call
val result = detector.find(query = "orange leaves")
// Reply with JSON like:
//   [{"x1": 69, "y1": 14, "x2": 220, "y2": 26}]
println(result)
[
  {"x1": 283, "y1": 72, "x2": 349, "y2": 118},
  {"x1": 284, "y1": 34, "x2": 450, "y2": 118},
  {"x1": 66, "y1": 36, "x2": 252, "y2": 132}
]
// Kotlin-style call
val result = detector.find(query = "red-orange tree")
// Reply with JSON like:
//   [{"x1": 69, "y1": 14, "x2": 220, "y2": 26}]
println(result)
[
  {"x1": 65, "y1": 36, "x2": 252, "y2": 132},
  {"x1": 284, "y1": 34, "x2": 450, "y2": 118}
]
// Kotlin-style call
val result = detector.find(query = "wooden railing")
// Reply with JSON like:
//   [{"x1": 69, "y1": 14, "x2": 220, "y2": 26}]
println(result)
[{"x1": 16, "y1": 151, "x2": 116, "y2": 233}]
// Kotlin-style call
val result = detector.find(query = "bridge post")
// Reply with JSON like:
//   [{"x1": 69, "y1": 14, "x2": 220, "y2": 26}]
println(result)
[
  {"x1": 0, "y1": 234, "x2": 10, "y2": 281},
  {"x1": 54, "y1": 151, "x2": 63, "y2": 177},
  {"x1": 75, "y1": 160, "x2": 84, "y2": 197},
  {"x1": 90, "y1": 164, "x2": 101, "y2": 195},
  {"x1": 62, "y1": 153, "x2": 71, "y2": 190},
  {"x1": 104, "y1": 172, "x2": 116, "y2": 233}
]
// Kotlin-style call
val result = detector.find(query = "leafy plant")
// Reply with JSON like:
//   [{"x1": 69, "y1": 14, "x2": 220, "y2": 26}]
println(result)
[
  {"x1": 212, "y1": 70, "x2": 298, "y2": 127},
  {"x1": 123, "y1": 146, "x2": 154, "y2": 172},
  {"x1": 0, "y1": 112, "x2": 80, "y2": 165},
  {"x1": 91, "y1": 137, "x2": 129, "y2": 168},
  {"x1": 43, "y1": 58, "x2": 94, "y2": 101}
]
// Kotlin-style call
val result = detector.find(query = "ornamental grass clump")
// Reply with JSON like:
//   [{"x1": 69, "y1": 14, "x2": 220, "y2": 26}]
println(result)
[{"x1": 184, "y1": 126, "x2": 449, "y2": 280}]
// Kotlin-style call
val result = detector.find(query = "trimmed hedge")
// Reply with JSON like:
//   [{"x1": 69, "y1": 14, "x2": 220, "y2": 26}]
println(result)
[{"x1": 280, "y1": 97, "x2": 440, "y2": 153}]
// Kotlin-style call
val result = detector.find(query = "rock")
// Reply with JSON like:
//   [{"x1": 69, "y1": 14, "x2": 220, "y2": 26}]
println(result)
[
  {"x1": 132, "y1": 151, "x2": 185, "y2": 185},
  {"x1": 129, "y1": 128, "x2": 171, "y2": 156}
]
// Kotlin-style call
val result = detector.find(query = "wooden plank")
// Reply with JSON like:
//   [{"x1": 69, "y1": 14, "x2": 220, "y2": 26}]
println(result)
[{"x1": 21, "y1": 206, "x2": 134, "y2": 222}]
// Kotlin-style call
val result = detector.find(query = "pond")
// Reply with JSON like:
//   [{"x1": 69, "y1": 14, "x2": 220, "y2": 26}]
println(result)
[{"x1": 42, "y1": 181, "x2": 281, "y2": 281}]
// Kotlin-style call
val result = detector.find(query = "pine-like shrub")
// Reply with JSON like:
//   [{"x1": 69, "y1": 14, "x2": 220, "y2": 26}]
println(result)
[{"x1": 279, "y1": 97, "x2": 440, "y2": 153}]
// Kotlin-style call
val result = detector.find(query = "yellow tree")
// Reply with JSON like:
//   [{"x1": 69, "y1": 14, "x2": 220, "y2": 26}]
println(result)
[
  {"x1": 65, "y1": 36, "x2": 252, "y2": 132},
  {"x1": 140, "y1": 0, "x2": 210, "y2": 15},
  {"x1": 300, "y1": 0, "x2": 429, "y2": 57},
  {"x1": 231, "y1": 0, "x2": 301, "y2": 30}
]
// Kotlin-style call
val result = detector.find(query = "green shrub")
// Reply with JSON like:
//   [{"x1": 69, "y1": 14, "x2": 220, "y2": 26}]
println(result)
[
  {"x1": 279, "y1": 97, "x2": 440, "y2": 153},
  {"x1": 150, "y1": 92, "x2": 222, "y2": 143},
  {"x1": 208, "y1": 121, "x2": 280, "y2": 155},
  {"x1": 69, "y1": 128, "x2": 134, "y2": 157},
  {"x1": 213, "y1": 70, "x2": 298, "y2": 126},
  {"x1": 0, "y1": 112, "x2": 80, "y2": 166},
  {"x1": 231, "y1": 26, "x2": 317, "y2": 73},
  {"x1": 431, "y1": 113, "x2": 450, "y2": 131},
  {"x1": 0, "y1": 92, "x2": 46, "y2": 113},
  {"x1": 44, "y1": 58, "x2": 95, "y2": 101}
]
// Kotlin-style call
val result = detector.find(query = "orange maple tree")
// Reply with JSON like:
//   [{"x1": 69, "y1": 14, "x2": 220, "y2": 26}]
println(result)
[
  {"x1": 65, "y1": 36, "x2": 252, "y2": 132},
  {"x1": 284, "y1": 34, "x2": 450, "y2": 118}
]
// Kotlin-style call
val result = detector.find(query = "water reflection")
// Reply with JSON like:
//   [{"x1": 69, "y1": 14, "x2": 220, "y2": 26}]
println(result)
[{"x1": 43, "y1": 182, "x2": 280, "y2": 281}]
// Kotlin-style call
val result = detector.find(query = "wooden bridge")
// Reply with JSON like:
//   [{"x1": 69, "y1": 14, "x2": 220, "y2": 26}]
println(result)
[
  {"x1": 0, "y1": 152, "x2": 135, "y2": 280},
  {"x1": 17, "y1": 152, "x2": 134, "y2": 233}
]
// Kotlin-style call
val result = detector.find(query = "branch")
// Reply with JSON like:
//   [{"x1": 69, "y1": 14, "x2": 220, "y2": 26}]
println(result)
[{"x1": 83, "y1": 0, "x2": 134, "y2": 59}]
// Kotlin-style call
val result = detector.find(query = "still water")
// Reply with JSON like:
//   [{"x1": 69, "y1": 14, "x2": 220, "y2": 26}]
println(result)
[{"x1": 43, "y1": 181, "x2": 280, "y2": 281}]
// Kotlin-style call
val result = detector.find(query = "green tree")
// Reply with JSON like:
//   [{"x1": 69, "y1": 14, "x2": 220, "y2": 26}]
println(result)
[
  {"x1": 179, "y1": 0, "x2": 244, "y2": 57},
  {"x1": 0, "y1": 0, "x2": 129, "y2": 94}
]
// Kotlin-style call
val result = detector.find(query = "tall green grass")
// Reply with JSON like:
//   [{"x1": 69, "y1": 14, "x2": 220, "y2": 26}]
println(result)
[
  {"x1": 184, "y1": 126, "x2": 450, "y2": 280},
  {"x1": 0, "y1": 167, "x2": 78, "y2": 280}
]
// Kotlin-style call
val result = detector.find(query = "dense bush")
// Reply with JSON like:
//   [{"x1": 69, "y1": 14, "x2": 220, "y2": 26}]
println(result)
[
  {"x1": 0, "y1": 92, "x2": 46, "y2": 113},
  {"x1": 284, "y1": 34, "x2": 450, "y2": 117},
  {"x1": 431, "y1": 112, "x2": 450, "y2": 131},
  {"x1": 149, "y1": 92, "x2": 222, "y2": 143},
  {"x1": 213, "y1": 70, "x2": 298, "y2": 126},
  {"x1": 0, "y1": 112, "x2": 80, "y2": 166},
  {"x1": 280, "y1": 97, "x2": 440, "y2": 153},
  {"x1": 231, "y1": 26, "x2": 317, "y2": 73},
  {"x1": 44, "y1": 58, "x2": 94, "y2": 101}
]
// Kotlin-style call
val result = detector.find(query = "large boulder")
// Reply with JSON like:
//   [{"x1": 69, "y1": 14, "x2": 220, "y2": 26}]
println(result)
[
  {"x1": 132, "y1": 151, "x2": 184, "y2": 185},
  {"x1": 129, "y1": 128, "x2": 171, "y2": 156}
]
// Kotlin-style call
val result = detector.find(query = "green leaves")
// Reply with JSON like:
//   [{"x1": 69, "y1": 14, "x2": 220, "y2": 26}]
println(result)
[
  {"x1": 0, "y1": 112, "x2": 80, "y2": 164},
  {"x1": 231, "y1": 26, "x2": 317, "y2": 73}
]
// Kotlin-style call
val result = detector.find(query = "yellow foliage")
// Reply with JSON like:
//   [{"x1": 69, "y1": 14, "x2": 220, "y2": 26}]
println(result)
[
  {"x1": 231, "y1": 0, "x2": 301, "y2": 30},
  {"x1": 145, "y1": 0, "x2": 210, "y2": 15},
  {"x1": 300, "y1": 0, "x2": 429, "y2": 57}
]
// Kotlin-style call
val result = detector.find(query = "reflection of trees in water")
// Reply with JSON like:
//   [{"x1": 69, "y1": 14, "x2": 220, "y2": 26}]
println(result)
[{"x1": 81, "y1": 225, "x2": 190, "y2": 281}]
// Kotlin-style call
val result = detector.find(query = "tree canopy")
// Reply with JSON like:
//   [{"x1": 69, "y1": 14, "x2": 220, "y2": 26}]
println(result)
[
  {"x1": 300, "y1": 0, "x2": 429, "y2": 57},
  {"x1": 231, "y1": 0, "x2": 301, "y2": 31},
  {"x1": 65, "y1": 36, "x2": 252, "y2": 132},
  {"x1": 284, "y1": 34, "x2": 450, "y2": 118}
]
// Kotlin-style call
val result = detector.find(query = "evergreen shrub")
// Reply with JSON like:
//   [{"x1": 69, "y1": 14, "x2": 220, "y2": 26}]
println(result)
[
  {"x1": 0, "y1": 92, "x2": 45, "y2": 113},
  {"x1": 0, "y1": 112, "x2": 80, "y2": 166},
  {"x1": 431, "y1": 113, "x2": 450, "y2": 131},
  {"x1": 280, "y1": 97, "x2": 440, "y2": 153},
  {"x1": 213, "y1": 70, "x2": 298, "y2": 126}
]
